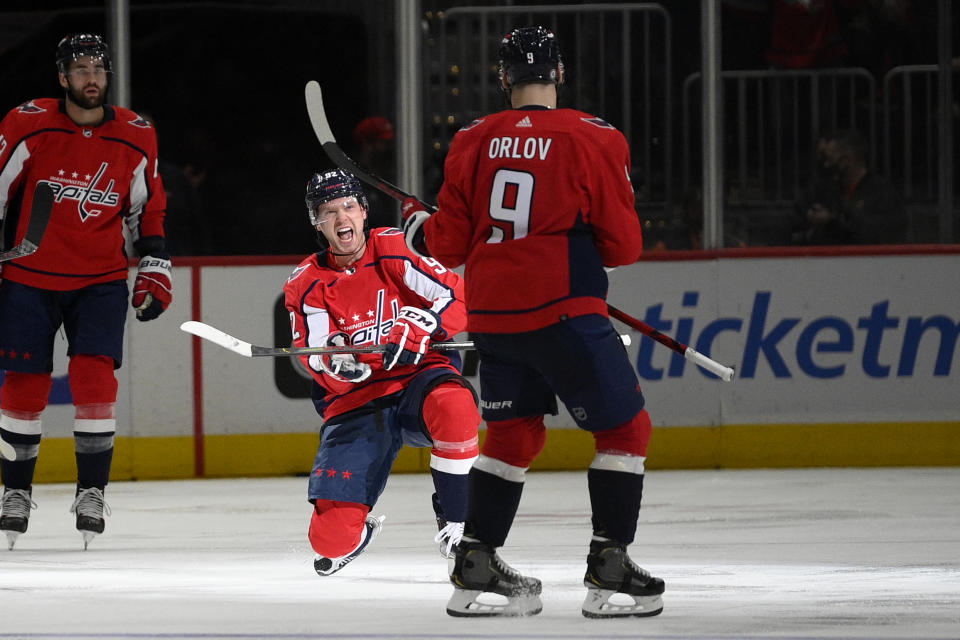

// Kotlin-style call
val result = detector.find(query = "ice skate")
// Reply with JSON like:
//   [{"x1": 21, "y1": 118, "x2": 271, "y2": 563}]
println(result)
[
  {"x1": 582, "y1": 537, "x2": 664, "y2": 618},
  {"x1": 434, "y1": 518, "x2": 464, "y2": 559},
  {"x1": 447, "y1": 537, "x2": 542, "y2": 617},
  {"x1": 1, "y1": 488, "x2": 37, "y2": 550},
  {"x1": 70, "y1": 486, "x2": 111, "y2": 550},
  {"x1": 313, "y1": 514, "x2": 384, "y2": 576}
]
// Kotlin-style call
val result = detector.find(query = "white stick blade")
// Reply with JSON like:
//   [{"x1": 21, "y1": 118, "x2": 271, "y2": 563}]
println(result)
[
  {"x1": 305, "y1": 80, "x2": 336, "y2": 145},
  {"x1": 180, "y1": 321, "x2": 253, "y2": 357}
]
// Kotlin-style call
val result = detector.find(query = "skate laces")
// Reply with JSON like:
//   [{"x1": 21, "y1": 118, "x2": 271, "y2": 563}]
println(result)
[
  {"x1": 435, "y1": 521, "x2": 464, "y2": 558},
  {"x1": 1, "y1": 489, "x2": 37, "y2": 520},
  {"x1": 70, "y1": 487, "x2": 111, "y2": 519}
]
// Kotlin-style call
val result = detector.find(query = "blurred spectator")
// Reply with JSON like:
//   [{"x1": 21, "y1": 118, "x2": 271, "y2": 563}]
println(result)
[
  {"x1": 791, "y1": 129, "x2": 907, "y2": 245},
  {"x1": 140, "y1": 112, "x2": 209, "y2": 255},
  {"x1": 352, "y1": 116, "x2": 397, "y2": 228},
  {"x1": 766, "y1": 0, "x2": 864, "y2": 70}
]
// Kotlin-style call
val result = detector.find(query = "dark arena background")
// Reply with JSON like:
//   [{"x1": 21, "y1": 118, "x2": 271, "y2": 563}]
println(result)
[{"x1": 0, "y1": 2, "x2": 958, "y2": 639}]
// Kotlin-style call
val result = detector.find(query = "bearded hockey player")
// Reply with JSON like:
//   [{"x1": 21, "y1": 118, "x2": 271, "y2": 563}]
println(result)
[{"x1": 0, "y1": 33, "x2": 172, "y2": 550}]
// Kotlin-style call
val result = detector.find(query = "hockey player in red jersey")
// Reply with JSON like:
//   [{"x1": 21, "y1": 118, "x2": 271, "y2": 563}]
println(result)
[
  {"x1": 0, "y1": 34, "x2": 172, "y2": 550},
  {"x1": 402, "y1": 26, "x2": 664, "y2": 618},
  {"x1": 284, "y1": 169, "x2": 479, "y2": 576}
]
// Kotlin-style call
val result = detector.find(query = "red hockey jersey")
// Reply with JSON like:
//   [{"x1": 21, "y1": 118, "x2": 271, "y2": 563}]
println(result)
[
  {"x1": 283, "y1": 228, "x2": 467, "y2": 421},
  {"x1": 424, "y1": 106, "x2": 643, "y2": 333},
  {"x1": 0, "y1": 98, "x2": 166, "y2": 290}
]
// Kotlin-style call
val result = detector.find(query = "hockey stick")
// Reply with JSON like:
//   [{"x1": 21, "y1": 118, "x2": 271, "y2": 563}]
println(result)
[
  {"x1": 304, "y1": 81, "x2": 734, "y2": 382},
  {"x1": 305, "y1": 80, "x2": 436, "y2": 212},
  {"x1": 182, "y1": 320, "x2": 632, "y2": 358},
  {"x1": 180, "y1": 320, "x2": 473, "y2": 358},
  {"x1": 608, "y1": 304, "x2": 735, "y2": 381},
  {"x1": 0, "y1": 182, "x2": 55, "y2": 263}
]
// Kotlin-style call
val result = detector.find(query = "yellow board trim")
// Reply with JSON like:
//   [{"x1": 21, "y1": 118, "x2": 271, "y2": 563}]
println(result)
[{"x1": 29, "y1": 422, "x2": 960, "y2": 483}]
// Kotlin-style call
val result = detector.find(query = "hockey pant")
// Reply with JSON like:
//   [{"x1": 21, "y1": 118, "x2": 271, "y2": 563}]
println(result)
[{"x1": 308, "y1": 381, "x2": 479, "y2": 558}]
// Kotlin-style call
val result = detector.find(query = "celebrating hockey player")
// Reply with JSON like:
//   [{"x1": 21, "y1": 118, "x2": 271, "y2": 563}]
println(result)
[
  {"x1": 402, "y1": 26, "x2": 665, "y2": 617},
  {"x1": 0, "y1": 34, "x2": 172, "y2": 549},
  {"x1": 284, "y1": 169, "x2": 479, "y2": 576}
]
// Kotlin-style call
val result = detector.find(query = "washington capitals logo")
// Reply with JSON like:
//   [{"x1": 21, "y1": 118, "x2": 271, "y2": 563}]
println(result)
[
  {"x1": 46, "y1": 162, "x2": 120, "y2": 221},
  {"x1": 129, "y1": 115, "x2": 152, "y2": 128},
  {"x1": 17, "y1": 100, "x2": 47, "y2": 114},
  {"x1": 287, "y1": 264, "x2": 309, "y2": 282},
  {"x1": 582, "y1": 117, "x2": 614, "y2": 129}
]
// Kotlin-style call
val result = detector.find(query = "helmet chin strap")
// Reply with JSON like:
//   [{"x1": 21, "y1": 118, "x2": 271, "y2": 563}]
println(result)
[{"x1": 327, "y1": 237, "x2": 366, "y2": 258}]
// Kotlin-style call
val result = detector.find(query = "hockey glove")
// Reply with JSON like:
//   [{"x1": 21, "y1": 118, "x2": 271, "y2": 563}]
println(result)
[
  {"x1": 400, "y1": 196, "x2": 432, "y2": 258},
  {"x1": 132, "y1": 253, "x2": 173, "y2": 321},
  {"x1": 383, "y1": 306, "x2": 440, "y2": 370},
  {"x1": 317, "y1": 332, "x2": 372, "y2": 383}
]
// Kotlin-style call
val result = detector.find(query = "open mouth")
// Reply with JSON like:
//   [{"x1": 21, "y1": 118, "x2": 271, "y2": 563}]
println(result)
[{"x1": 336, "y1": 226, "x2": 354, "y2": 243}]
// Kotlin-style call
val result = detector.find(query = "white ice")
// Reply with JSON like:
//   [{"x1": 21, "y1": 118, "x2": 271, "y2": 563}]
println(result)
[{"x1": 1, "y1": 467, "x2": 958, "y2": 639}]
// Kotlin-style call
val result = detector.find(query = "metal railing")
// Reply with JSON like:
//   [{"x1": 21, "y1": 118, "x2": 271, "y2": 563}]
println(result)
[
  {"x1": 425, "y1": 3, "x2": 672, "y2": 208},
  {"x1": 682, "y1": 68, "x2": 877, "y2": 207}
]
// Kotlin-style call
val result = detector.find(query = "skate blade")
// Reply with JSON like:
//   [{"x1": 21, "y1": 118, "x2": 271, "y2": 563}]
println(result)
[
  {"x1": 5, "y1": 531, "x2": 20, "y2": 550},
  {"x1": 446, "y1": 588, "x2": 542, "y2": 617},
  {"x1": 80, "y1": 530, "x2": 98, "y2": 551},
  {"x1": 582, "y1": 588, "x2": 663, "y2": 618}
]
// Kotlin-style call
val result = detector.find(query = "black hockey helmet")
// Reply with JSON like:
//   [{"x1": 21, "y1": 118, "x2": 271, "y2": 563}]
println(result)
[
  {"x1": 305, "y1": 169, "x2": 369, "y2": 226},
  {"x1": 56, "y1": 33, "x2": 112, "y2": 74},
  {"x1": 498, "y1": 26, "x2": 564, "y2": 91}
]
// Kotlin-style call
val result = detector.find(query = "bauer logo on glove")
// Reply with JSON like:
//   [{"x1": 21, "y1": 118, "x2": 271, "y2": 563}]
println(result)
[{"x1": 132, "y1": 253, "x2": 173, "y2": 321}]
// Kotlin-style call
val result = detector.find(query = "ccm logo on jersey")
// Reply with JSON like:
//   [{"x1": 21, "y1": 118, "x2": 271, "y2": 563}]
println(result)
[{"x1": 488, "y1": 136, "x2": 552, "y2": 161}]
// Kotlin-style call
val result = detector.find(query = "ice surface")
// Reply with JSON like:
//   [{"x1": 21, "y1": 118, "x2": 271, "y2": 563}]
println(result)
[{"x1": 1, "y1": 467, "x2": 958, "y2": 639}]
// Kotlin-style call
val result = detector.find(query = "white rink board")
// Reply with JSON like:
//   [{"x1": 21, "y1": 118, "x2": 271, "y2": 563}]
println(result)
[
  {"x1": 196, "y1": 264, "x2": 318, "y2": 435},
  {"x1": 110, "y1": 252, "x2": 959, "y2": 438}
]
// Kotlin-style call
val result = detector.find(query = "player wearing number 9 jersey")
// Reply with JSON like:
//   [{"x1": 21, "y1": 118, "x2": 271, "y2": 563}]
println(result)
[
  {"x1": 421, "y1": 71, "x2": 642, "y2": 334},
  {"x1": 404, "y1": 26, "x2": 664, "y2": 619}
]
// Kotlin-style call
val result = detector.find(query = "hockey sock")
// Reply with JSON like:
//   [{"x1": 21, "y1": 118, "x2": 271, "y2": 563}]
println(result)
[
  {"x1": 464, "y1": 461, "x2": 525, "y2": 548},
  {"x1": 0, "y1": 372, "x2": 51, "y2": 489},
  {"x1": 588, "y1": 410, "x2": 652, "y2": 544},
  {"x1": 587, "y1": 467, "x2": 644, "y2": 544},
  {"x1": 308, "y1": 500, "x2": 370, "y2": 558},
  {"x1": 430, "y1": 468, "x2": 469, "y2": 523},
  {"x1": 69, "y1": 355, "x2": 118, "y2": 489}
]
